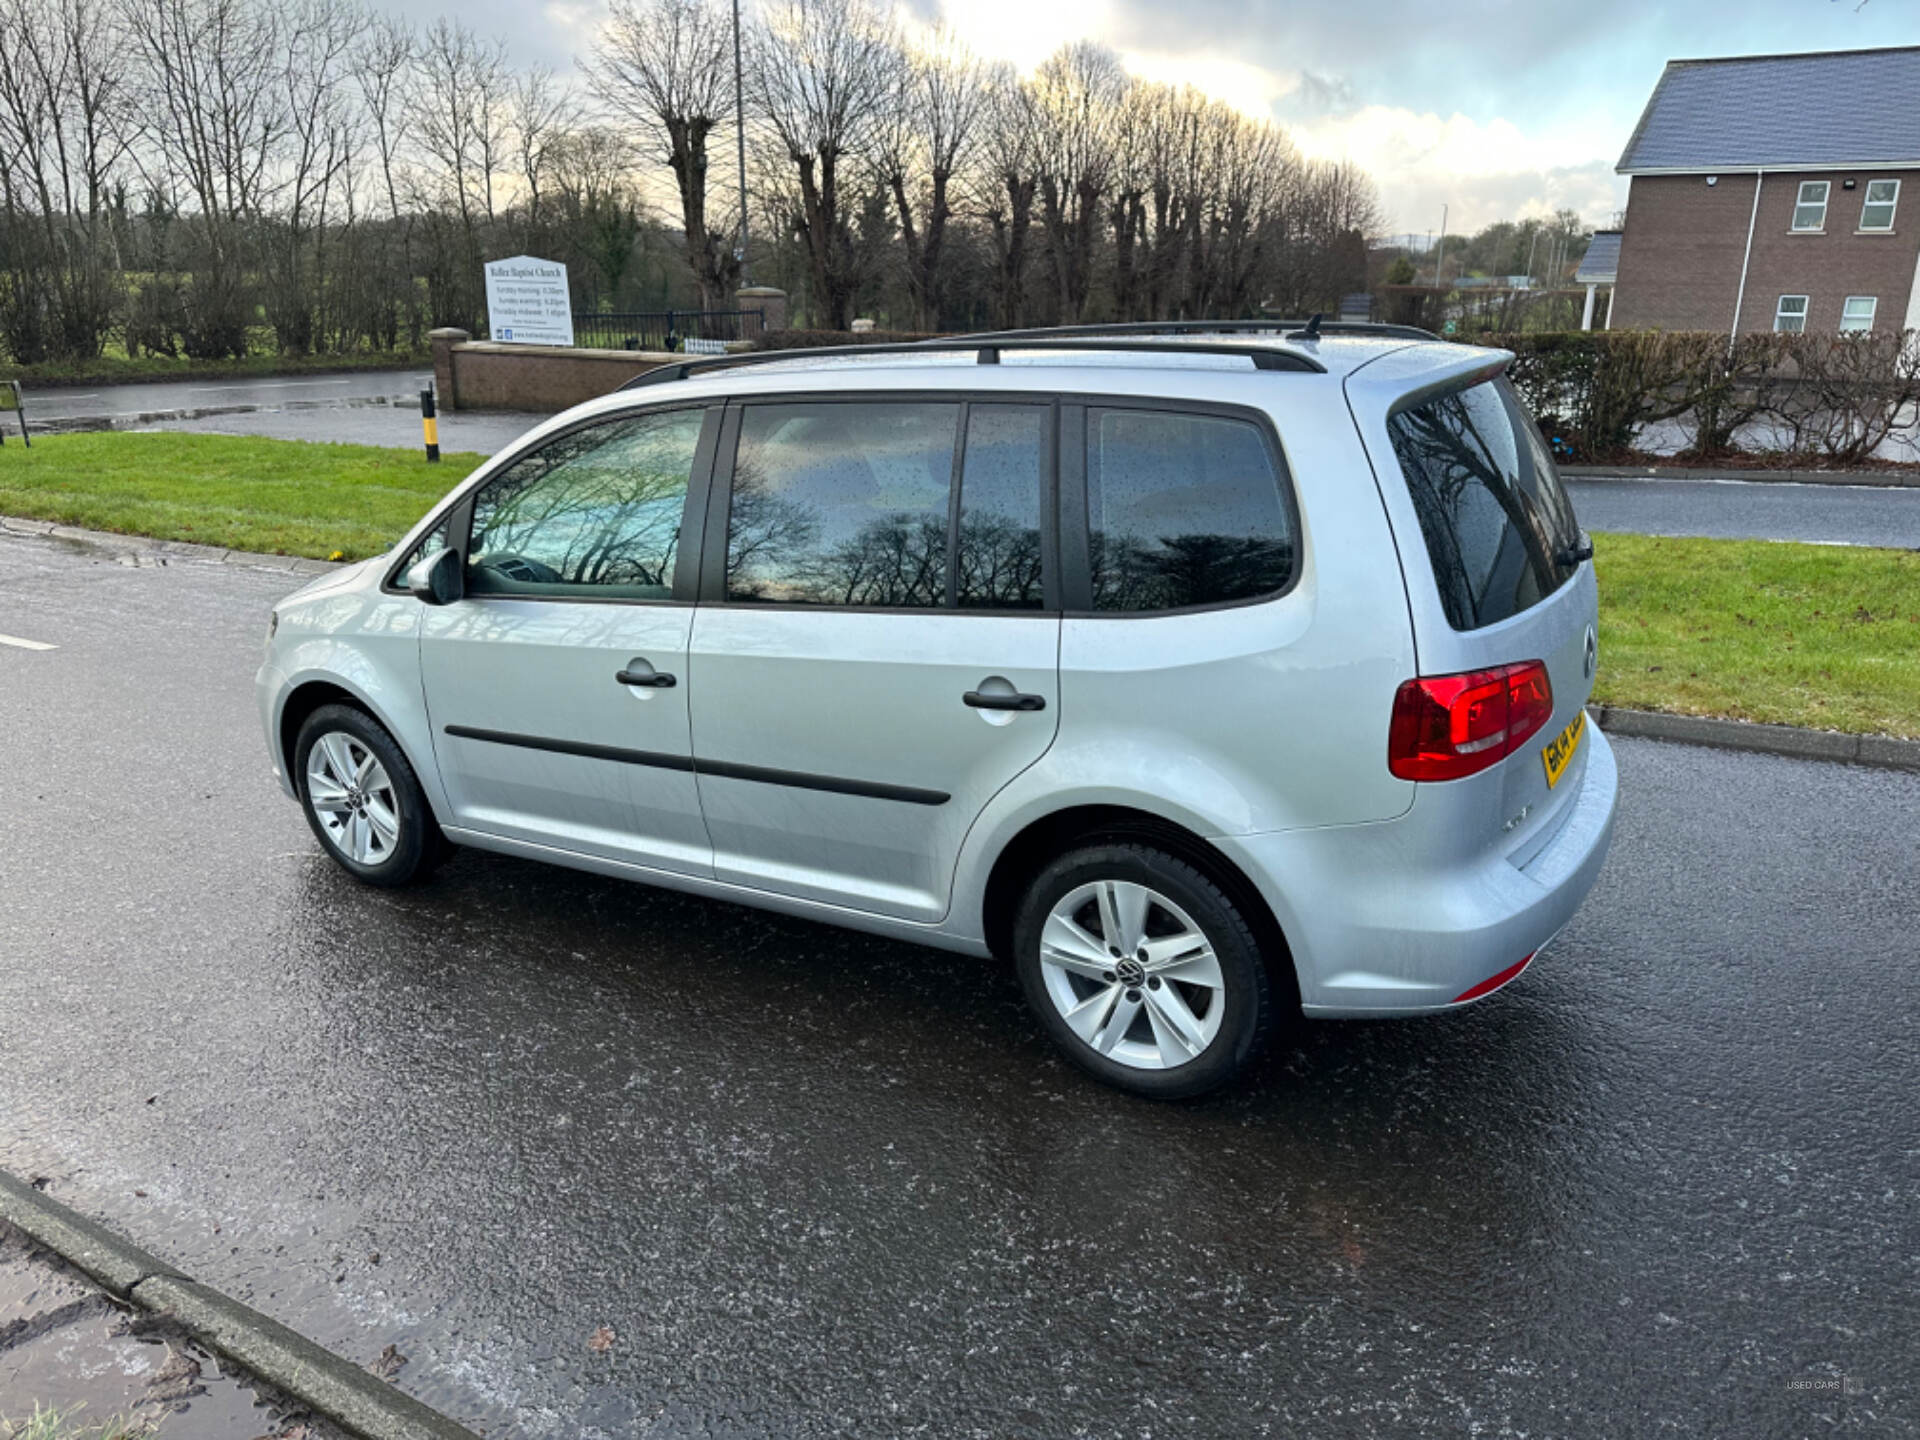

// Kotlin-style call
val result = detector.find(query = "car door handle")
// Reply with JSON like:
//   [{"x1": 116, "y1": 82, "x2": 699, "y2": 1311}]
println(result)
[
  {"x1": 616, "y1": 664, "x2": 676, "y2": 688},
  {"x1": 963, "y1": 689, "x2": 1045, "y2": 712}
]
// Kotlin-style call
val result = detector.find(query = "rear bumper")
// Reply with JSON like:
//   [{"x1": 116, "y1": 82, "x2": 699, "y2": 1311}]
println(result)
[{"x1": 1216, "y1": 722, "x2": 1619, "y2": 1017}]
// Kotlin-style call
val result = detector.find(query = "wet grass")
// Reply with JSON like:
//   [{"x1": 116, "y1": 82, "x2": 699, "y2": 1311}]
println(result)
[
  {"x1": 1, "y1": 1404, "x2": 148, "y2": 1440},
  {"x1": 0, "y1": 432, "x2": 481, "y2": 560},
  {"x1": 1592, "y1": 531, "x2": 1920, "y2": 738}
]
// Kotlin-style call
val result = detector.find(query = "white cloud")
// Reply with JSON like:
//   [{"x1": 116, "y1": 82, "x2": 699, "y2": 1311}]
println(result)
[
  {"x1": 933, "y1": 0, "x2": 1117, "y2": 73},
  {"x1": 1117, "y1": 51, "x2": 1297, "y2": 118},
  {"x1": 1289, "y1": 104, "x2": 1626, "y2": 233}
]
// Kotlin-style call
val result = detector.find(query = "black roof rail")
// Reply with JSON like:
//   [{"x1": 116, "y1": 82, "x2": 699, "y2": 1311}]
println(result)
[
  {"x1": 949, "y1": 319, "x2": 1443, "y2": 343},
  {"x1": 617, "y1": 335, "x2": 1326, "y2": 389}
]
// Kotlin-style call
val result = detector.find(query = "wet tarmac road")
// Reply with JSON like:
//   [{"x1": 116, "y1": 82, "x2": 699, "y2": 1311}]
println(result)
[
  {"x1": 0, "y1": 533, "x2": 1913, "y2": 1437},
  {"x1": 1567, "y1": 475, "x2": 1920, "y2": 548}
]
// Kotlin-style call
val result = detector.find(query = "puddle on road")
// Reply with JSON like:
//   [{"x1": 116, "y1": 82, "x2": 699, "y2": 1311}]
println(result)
[{"x1": 0, "y1": 1227, "x2": 338, "y2": 1439}]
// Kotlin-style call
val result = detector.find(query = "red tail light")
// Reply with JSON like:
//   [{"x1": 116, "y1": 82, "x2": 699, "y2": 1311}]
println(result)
[{"x1": 1388, "y1": 661, "x2": 1555, "y2": 782}]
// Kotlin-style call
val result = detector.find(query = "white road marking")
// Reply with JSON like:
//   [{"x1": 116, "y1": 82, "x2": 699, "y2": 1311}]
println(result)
[
  {"x1": 0, "y1": 632, "x2": 57, "y2": 651},
  {"x1": 187, "y1": 379, "x2": 359, "y2": 393}
]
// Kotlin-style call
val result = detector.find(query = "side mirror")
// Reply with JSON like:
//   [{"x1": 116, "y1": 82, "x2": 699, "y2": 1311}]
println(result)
[{"x1": 406, "y1": 547, "x2": 464, "y2": 606}]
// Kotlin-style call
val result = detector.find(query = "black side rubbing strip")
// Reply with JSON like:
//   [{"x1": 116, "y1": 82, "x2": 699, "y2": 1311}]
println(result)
[
  {"x1": 443, "y1": 726, "x2": 950, "y2": 806},
  {"x1": 444, "y1": 725, "x2": 694, "y2": 772}
]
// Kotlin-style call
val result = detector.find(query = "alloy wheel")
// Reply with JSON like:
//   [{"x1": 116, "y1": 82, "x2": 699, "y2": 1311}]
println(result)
[
  {"x1": 1037, "y1": 880, "x2": 1226, "y2": 1070},
  {"x1": 305, "y1": 731, "x2": 402, "y2": 866}
]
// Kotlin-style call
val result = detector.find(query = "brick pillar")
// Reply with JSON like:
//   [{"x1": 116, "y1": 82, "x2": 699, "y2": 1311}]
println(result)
[
  {"x1": 735, "y1": 286, "x2": 788, "y2": 337},
  {"x1": 428, "y1": 327, "x2": 470, "y2": 410}
]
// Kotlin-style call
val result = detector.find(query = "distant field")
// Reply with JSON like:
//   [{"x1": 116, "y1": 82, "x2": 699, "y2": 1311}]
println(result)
[
  {"x1": 1, "y1": 436, "x2": 1915, "y2": 737},
  {"x1": 0, "y1": 432, "x2": 479, "y2": 560}
]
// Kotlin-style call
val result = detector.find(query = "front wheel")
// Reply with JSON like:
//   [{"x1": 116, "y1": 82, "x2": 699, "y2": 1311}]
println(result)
[
  {"x1": 1012, "y1": 844, "x2": 1272, "y2": 1099},
  {"x1": 295, "y1": 704, "x2": 445, "y2": 887}
]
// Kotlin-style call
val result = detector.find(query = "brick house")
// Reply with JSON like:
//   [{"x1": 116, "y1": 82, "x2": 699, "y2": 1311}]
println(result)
[{"x1": 1610, "y1": 46, "x2": 1920, "y2": 336}]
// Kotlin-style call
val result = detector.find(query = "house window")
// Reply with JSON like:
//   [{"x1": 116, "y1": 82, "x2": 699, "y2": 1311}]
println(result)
[
  {"x1": 1860, "y1": 179, "x2": 1899, "y2": 231},
  {"x1": 1792, "y1": 181, "x2": 1829, "y2": 231},
  {"x1": 1839, "y1": 296, "x2": 1878, "y2": 333},
  {"x1": 1774, "y1": 296, "x2": 1809, "y2": 333}
]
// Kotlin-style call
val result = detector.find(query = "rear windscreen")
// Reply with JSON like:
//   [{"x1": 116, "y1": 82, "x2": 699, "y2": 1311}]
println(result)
[{"x1": 1385, "y1": 376, "x2": 1582, "y2": 631}]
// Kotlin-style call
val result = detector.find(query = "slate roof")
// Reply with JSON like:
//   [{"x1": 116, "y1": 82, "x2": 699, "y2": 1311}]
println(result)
[
  {"x1": 1574, "y1": 232, "x2": 1621, "y2": 284},
  {"x1": 1618, "y1": 47, "x2": 1920, "y2": 173}
]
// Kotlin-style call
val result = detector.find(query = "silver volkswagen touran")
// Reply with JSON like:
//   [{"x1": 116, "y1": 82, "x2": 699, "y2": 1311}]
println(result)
[{"x1": 258, "y1": 324, "x2": 1618, "y2": 1097}]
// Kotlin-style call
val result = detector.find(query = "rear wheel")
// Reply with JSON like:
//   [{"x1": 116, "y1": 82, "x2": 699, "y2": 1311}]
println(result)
[
  {"x1": 1012, "y1": 844, "x2": 1271, "y2": 1098},
  {"x1": 295, "y1": 704, "x2": 447, "y2": 887}
]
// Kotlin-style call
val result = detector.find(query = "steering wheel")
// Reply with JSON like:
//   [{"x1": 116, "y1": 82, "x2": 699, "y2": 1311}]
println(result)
[{"x1": 473, "y1": 552, "x2": 563, "y2": 585}]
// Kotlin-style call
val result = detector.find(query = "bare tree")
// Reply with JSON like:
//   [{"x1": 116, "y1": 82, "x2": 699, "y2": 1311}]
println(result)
[
  {"x1": 874, "y1": 23, "x2": 983, "y2": 330},
  {"x1": 510, "y1": 64, "x2": 575, "y2": 235},
  {"x1": 583, "y1": 0, "x2": 737, "y2": 309},
  {"x1": 121, "y1": 0, "x2": 285, "y2": 355},
  {"x1": 410, "y1": 17, "x2": 509, "y2": 328},
  {"x1": 267, "y1": 0, "x2": 366, "y2": 353},
  {"x1": 0, "y1": 0, "x2": 134, "y2": 359},
  {"x1": 749, "y1": 0, "x2": 896, "y2": 329},
  {"x1": 1029, "y1": 41, "x2": 1125, "y2": 323},
  {"x1": 972, "y1": 66, "x2": 1036, "y2": 329}
]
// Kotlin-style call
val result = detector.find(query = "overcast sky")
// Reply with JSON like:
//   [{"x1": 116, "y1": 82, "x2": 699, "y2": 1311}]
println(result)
[{"x1": 414, "y1": 0, "x2": 1915, "y2": 238}]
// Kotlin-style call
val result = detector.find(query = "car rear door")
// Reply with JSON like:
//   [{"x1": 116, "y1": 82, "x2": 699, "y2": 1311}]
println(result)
[
  {"x1": 686, "y1": 396, "x2": 1060, "y2": 922},
  {"x1": 1358, "y1": 366, "x2": 1598, "y2": 855},
  {"x1": 418, "y1": 405, "x2": 719, "y2": 877}
]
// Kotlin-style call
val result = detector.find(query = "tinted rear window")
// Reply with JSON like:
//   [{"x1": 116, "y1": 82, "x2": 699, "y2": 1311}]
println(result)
[
  {"x1": 1086, "y1": 408, "x2": 1294, "y2": 612},
  {"x1": 1386, "y1": 377, "x2": 1582, "y2": 631}
]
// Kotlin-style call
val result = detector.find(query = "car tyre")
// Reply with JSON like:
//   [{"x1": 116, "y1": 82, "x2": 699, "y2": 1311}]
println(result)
[
  {"x1": 1013, "y1": 844, "x2": 1271, "y2": 1099},
  {"x1": 294, "y1": 703, "x2": 447, "y2": 887}
]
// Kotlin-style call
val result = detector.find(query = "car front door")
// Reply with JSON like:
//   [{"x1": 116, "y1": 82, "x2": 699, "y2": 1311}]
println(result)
[
  {"x1": 687, "y1": 397, "x2": 1060, "y2": 922},
  {"x1": 419, "y1": 405, "x2": 718, "y2": 877}
]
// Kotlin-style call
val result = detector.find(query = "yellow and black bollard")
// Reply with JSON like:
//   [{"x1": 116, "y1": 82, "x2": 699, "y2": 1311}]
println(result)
[{"x1": 420, "y1": 386, "x2": 440, "y2": 463}]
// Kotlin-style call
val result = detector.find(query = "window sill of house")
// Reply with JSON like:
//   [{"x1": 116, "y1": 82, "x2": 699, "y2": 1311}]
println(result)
[
  {"x1": 1853, "y1": 229, "x2": 1896, "y2": 236},
  {"x1": 1787, "y1": 228, "x2": 1825, "y2": 236}
]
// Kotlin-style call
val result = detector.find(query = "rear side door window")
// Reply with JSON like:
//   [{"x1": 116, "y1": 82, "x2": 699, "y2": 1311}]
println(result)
[
  {"x1": 1385, "y1": 377, "x2": 1581, "y2": 631},
  {"x1": 722, "y1": 400, "x2": 1053, "y2": 611},
  {"x1": 1083, "y1": 407, "x2": 1296, "y2": 612}
]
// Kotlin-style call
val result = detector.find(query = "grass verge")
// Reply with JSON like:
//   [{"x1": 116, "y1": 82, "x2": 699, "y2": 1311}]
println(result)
[
  {"x1": 0, "y1": 432, "x2": 480, "y2": 561},
  {"x1": 0, "y1": 435, "x2": 1914, "y2": 737},
  {"x1": 1593, "y1": 531, "x2": 1920, "y2": 738}
]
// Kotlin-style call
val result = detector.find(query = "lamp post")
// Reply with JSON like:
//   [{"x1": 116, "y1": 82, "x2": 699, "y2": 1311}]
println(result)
[{"x1": 733, "y1": 0, "x2": 749, "y2": 285}]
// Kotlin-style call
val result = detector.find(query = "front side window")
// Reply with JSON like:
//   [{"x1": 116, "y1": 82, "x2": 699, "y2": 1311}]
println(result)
[
  {"x1": 1386, "y1": 377, "x2": 1582, "y2": 632},
  {"x1": 1792, "y1": 180, "x2": 1829, "y2": 231},
  {"x1": 1860, "y1": 179, "x2": 1899, "y2": 231},
  {"x1": 1774, "y1": 295, "x2": 1809, "y2": 333},
  {"x1": 467, "y1": 409, "x2": 704, "y2": 598},
  {"x1": 726, "y1": 402, "x2": 959, "y2": 607},
  {"x1": 1085, "y1": 409, "x2": 1293, "y2": 613},
  {"x1": 1840, "y1": 295, "x2": 1878, "y2": 333}
]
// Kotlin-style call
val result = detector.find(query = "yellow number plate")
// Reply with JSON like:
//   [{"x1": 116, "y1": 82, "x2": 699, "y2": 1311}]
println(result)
[{"x1": 1541, "y1": 710, "x2": 1586, "y2": 789}]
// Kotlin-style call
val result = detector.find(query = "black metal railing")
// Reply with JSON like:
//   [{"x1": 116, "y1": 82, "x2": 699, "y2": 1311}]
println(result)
[{"x1": 570, "y1": 307, "x2": 766, "y2": 352}]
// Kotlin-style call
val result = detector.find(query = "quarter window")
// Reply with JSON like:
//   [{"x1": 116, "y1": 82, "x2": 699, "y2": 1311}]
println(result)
[
  {"x1": 726, "y1": 402, "x2": 959, "y2": 607},
  {"x1": 467, "y1": 409, "x2": 704, "y2": 598},
  {"x1": 1840, "y1": 295, "x2": 1878, "y2": 333},
  {"x1": 1085, "y1": 408, "x2": 1294, "y2": 612},
  {"x1": 1774, "y1": 295, "x2": 1809, "y2": 333},
  {"x1": 1792, "y1": 180, "x2": 1829, "y2": 231},
  {"x1": 391, "y1": 518, "x2": 449, "y2": 591},
  {"x1": 956, "y1": 405, "x2": 1047, "y2": 609},
  {"x1": 1860, "y1": 179, "x2": 1899, "y2": 231}
]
